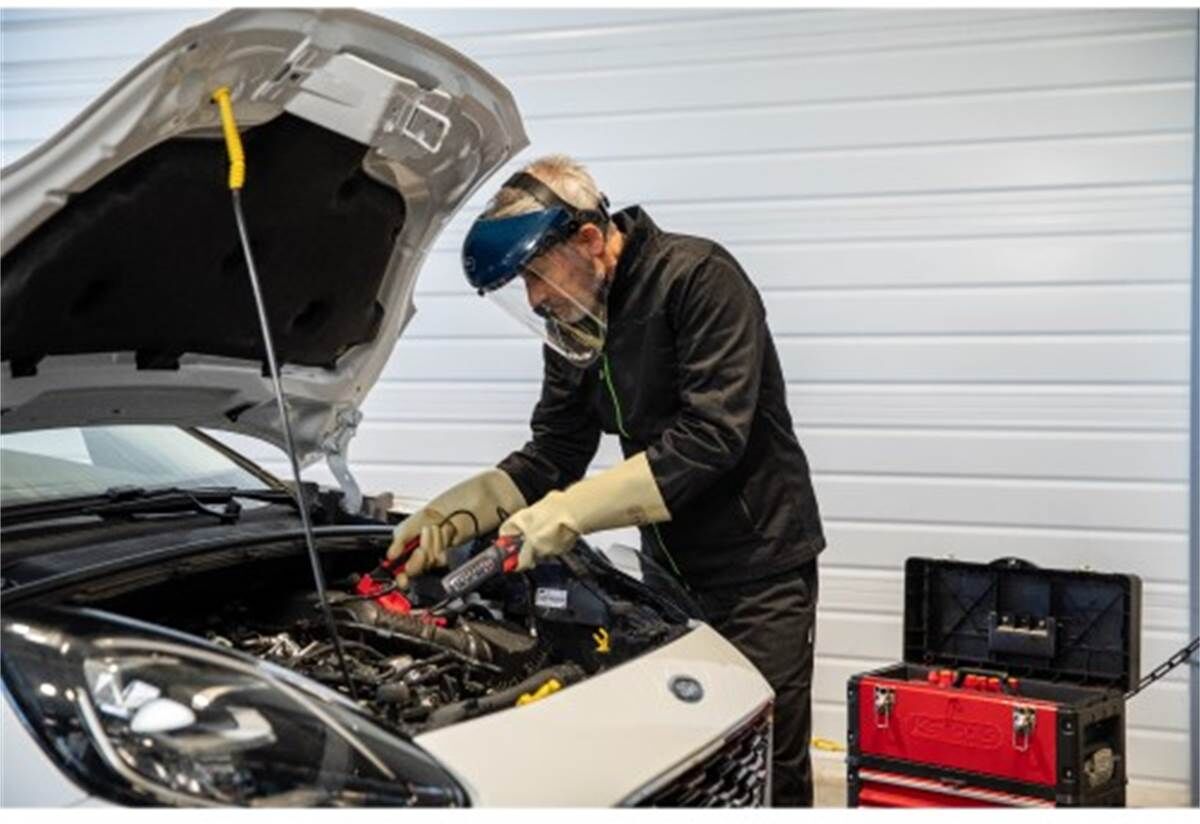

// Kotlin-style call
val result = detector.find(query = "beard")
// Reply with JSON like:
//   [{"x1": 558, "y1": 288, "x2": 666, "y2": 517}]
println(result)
[{"x1": 542, "y1": 257, "x2": 606, "y2": 323}]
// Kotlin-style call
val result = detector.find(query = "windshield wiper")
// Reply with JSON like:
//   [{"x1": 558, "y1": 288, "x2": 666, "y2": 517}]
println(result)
[
  {"x1": 82, "y1": 486, "x2": 246, "y2": 523},
  {"x1": 171, "y1": 485, "x2": 300, "y2": 508},
  {"x1": 1, "y1": 486, "x2": 295, "y2": 528}
]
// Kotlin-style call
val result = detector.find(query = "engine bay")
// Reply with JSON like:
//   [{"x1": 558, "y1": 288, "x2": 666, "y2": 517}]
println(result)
[{"x1": 67, "y1": 532, "x2": 695, "y2": 737}]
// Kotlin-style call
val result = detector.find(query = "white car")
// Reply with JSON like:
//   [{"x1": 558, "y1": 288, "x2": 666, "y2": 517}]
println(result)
[{"x1": 0, "y1": 9, "x2": 774, "y2": 808}]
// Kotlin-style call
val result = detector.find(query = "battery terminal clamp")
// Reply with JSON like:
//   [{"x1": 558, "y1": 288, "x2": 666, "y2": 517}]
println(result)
[
  {"x1": 1011, "y1": 705, "x2": 1037, "y2": 752},
  {"x1": 873, "y1": 685, "x2": 895, "y2": 729}
]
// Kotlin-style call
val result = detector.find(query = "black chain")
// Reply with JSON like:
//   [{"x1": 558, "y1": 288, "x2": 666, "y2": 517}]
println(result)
[{"x1": 1126, "y1": 636, "x2": 1200, "y2": 700}]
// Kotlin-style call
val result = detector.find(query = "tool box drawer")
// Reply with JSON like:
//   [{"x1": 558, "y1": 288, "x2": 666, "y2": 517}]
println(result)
[{"x1": 850, "y1": 765, "x2": 1056, "y2": 808}]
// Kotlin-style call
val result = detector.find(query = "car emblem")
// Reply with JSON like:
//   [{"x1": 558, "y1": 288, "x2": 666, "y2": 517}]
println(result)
[{"x1": 669, "y1": 675, "x2": 704, "y2": 703}]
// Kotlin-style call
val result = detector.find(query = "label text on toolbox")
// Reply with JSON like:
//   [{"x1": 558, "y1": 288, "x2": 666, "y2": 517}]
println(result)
[{"x1": 905, "y1": 714, "x2": 1003, "y2": 750}]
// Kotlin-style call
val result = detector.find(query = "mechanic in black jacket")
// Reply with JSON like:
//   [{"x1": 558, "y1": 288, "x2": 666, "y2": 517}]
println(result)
[{"x1": 387, "y1": 155, "x2": 825, "y2": 806}]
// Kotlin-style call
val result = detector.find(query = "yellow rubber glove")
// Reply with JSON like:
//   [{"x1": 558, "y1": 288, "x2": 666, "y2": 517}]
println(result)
[
  {"x1": 499, "y1": 452, "x2": 670, "y2": 570},
  {"x1": 387, "y1": 468, "x2": 526, "y2": 587}
]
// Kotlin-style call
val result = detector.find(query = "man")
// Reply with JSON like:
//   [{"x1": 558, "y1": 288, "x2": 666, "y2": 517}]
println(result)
[{"x1": 387, "y1": 155, "x2": 825, "y2": 806}]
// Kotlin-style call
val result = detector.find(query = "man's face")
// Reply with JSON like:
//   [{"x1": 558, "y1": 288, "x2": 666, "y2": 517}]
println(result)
[{"x1": 522, "y1": 239, "x2": 602, "y2": 324}]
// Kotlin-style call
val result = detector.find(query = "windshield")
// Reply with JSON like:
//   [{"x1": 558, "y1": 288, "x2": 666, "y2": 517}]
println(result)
[{"x1": 0, "y1": 426, "x2": 270, "y2": 507}]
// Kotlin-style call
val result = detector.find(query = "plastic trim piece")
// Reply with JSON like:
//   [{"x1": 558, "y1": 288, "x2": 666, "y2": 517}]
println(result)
[{"x1": 617, "y1": 699, "x2": 773, "y2": 807}]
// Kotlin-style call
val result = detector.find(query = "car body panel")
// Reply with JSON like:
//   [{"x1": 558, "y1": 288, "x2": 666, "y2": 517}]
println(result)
[
  {"x1": 2, "y1": 691, "x2": 92, "y2": 807},
  {"x1": 414, "y1": 623, "x2": 773, "y2": 806},
  {"x1": 2, "y1": 623, "x2": 772, "y2": 807},
  {"x1": 1, "y1": 8, "x2": 527, "y2": 469}
]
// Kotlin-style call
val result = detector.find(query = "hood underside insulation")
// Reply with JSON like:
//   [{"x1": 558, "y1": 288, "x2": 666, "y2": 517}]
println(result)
[{"x1": 2, "y1": 113, "x2": 406, "y2": 377}]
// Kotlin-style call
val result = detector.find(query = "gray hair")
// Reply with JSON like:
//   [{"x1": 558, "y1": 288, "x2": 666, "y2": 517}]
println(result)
[{"x1": 482, "y1": 154, "x2": 606, "y2": 220}]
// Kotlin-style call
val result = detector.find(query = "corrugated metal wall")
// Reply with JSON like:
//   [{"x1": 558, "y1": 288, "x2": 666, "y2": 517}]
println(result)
[{"x1": 2, "y1": 8, "x2": 1193, "y2": 802}]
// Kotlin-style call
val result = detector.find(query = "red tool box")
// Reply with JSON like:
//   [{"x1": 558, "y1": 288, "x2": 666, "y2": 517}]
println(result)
[{"x1": 846, "y1": 557, "x2": 1141, "y2": 808}]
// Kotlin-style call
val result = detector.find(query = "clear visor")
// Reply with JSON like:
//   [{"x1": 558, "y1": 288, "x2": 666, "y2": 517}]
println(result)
[{"x1": 488, "y1": 243, "x2": 608, "y2": 367}]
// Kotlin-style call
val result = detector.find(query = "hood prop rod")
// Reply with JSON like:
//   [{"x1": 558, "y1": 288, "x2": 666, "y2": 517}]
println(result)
[{"x1": 212, "y1": 86, "x2": 358, "y2": 701}]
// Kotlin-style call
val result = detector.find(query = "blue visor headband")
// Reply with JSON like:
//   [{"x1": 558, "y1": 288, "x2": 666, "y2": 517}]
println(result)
[{"x1": 462, "y1": 172, "x2": 611, "y2": 295}]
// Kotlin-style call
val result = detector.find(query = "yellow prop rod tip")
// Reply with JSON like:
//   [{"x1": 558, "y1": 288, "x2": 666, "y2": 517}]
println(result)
[{"x1": 211, "y1": 86, "x2": 245, "y2": 191}]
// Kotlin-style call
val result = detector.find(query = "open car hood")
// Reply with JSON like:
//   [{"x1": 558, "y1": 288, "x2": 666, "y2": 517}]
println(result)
[{"x1": 0, "y1": 9, "x2": 527, "y2": 479}]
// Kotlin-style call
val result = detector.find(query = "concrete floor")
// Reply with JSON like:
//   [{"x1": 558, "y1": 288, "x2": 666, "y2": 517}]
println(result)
[{"x1": 812, "y1": 754, "x2": 847, "y2": 808}]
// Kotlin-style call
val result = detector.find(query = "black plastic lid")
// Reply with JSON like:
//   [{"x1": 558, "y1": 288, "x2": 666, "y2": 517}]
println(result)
[{"x1": 903, "y1": 557, "x2": 1141, "y2": 691}]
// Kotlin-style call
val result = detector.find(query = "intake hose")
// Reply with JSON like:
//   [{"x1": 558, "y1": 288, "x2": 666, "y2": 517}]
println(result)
[
  {"x1": 329, "y1": 596, "x2": 496, "y2": 663},
  {"x1": 425, "y1": 663, "x2": 585, "y2": 729}
]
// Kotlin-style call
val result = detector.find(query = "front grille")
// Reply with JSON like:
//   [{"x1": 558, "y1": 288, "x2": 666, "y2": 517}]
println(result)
[{"x1": 633, "y1": 705, "x2": 773, "y2": 807}]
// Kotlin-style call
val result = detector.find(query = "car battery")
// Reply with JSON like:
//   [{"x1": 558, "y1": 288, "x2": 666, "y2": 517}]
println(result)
[{"x1": 847, "y1": 556, "x2": 1141, "y2": 808}]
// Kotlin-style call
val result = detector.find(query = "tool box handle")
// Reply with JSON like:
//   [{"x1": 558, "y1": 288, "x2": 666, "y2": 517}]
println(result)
[
  {"x1": 953, "y1": 666, "x2": 1009, "y2": 682},
  {"x1": 988, "y1": 557, "x2": 1039, "y2": 570}
]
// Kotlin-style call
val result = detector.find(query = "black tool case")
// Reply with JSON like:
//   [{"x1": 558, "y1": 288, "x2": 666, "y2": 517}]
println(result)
[{"x1": 846, "y1": 557, "x2": 1141, "y2": 808}]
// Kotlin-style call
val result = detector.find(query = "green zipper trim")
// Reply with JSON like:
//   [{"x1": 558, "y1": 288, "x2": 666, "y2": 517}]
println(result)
[
  {"x1": 600, "y1": 353, "x2": 685, "y2": 581},
  {"x1": 600, "y1": 353, "x2": 631, "y2": 439},
  {"x1": 649, "y1": 522, "x2": 684, "y2": 580}
]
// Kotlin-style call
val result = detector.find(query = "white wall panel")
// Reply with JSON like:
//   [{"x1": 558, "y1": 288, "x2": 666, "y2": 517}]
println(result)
[
  {"x1": 380, "y1": 336, "x2": 1188, "y2": 382},
  {"x1": 405, "y1": 284, "x2": 1191, "y2": 336},
  {"x1": 419, "y1": 232, "x2": 1191, "y2": 293},
  {"x1": 335, "y1": 421, "x2": 1190, "y2": 482},
  {"x1": 2, "y1": 8, "x2": 1193, "y2": 799},
  {"x1": 360, "y1": 383, "x2": 1188, "y2": 430},
  {"x1": 501, "y1": 31, "x2": 1194, "y2": 117}
]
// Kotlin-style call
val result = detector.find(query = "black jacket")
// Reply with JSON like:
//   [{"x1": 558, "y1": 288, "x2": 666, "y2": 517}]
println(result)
[{"x1": 499, "y1": 207, "x2": 825, "y2": 590}]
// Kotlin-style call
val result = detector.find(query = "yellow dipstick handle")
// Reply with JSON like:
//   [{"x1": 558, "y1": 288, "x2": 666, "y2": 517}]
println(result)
[
  {"x1": 516, "y1": 678, "x2": 563, "y2": 707},
  {"x1": 211, "y1": 86, "x2": 245, "y2": 190}
]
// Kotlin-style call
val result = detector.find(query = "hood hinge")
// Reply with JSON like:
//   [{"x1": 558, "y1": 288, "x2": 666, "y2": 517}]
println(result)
[{"x1": 322, "y1": 408, "x2": 364, "y2": 514}]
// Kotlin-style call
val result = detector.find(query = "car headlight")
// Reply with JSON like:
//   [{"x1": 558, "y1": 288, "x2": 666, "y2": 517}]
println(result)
[{"x1": 1, "y1": 607, "x2": 466, "y2": 807}]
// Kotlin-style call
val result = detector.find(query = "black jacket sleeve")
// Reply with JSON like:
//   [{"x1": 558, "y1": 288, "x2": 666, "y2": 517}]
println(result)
[
  {"x1": 645, "y1": 251, "x2": 767, "y2": 512},
  {"x1": 498, "y1": 346, "x2": 602, "y2": 505}
]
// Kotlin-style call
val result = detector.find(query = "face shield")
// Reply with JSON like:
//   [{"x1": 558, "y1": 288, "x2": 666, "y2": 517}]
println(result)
[
  {"x1": 489, "y1": 240, "x2": 609, "y2": 366},
  {"x1": 462, "y1": 175, "x2": 612, "y2": 368}
]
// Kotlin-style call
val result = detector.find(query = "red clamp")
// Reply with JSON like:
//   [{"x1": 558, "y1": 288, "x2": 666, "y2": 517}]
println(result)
[
  {"x1": 496, "y1": 533, "x2": 523, "y2": 572},
  {"x1": 354, "y1": 534, "x2": 421, "y2": 614}
]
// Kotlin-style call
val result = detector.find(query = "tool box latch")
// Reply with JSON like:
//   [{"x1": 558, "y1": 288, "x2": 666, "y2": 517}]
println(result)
[
  {"x1": 1011, "y1": 705, "x2": 1036, "y2": 752},
  {"x1": 873, "y1": 686, "x2": 895, "y2": 729}
]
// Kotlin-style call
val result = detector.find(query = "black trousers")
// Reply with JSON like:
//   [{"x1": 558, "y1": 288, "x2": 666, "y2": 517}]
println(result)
[{"x1": 693, "y1": 559, "x2": 819, "y2": 807}]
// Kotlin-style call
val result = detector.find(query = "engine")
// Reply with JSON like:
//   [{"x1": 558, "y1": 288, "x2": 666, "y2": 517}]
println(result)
[{"x1": 161, "y1": 539, "x2": 695, "y2": 735}]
